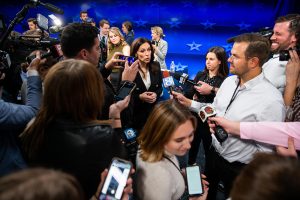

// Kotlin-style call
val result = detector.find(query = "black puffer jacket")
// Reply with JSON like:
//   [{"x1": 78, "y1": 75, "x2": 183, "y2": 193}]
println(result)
[{"x1": 33, "y1": 118, "x2": 128, "y2": 199}]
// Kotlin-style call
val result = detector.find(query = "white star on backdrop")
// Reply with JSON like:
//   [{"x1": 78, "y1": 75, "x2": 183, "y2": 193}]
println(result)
[
  {"x1": 201, "y1": 20, "x2": 216, "y2": 29},
  {"x1": 236, "y1": 22, "x2": 251, "y2": 31},
  {"x1": 134, "y1": 19, "x2": 147, "y2": 27},
  {"x1": 187, "y1": 41, "x2": 202, "y2": 51},
  {"x1": 168, "y1": 20, "x2": 181, "y2": 28},
  {"x1": 175, "y1": 62, "x2": 188, "y2": 71},
  {"x1": 222, "y1": 44, "x2": 233, "y2": 53}
]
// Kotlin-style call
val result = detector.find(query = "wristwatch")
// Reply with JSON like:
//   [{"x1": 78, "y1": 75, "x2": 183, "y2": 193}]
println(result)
[{"x1": 211, "y1": 86, "x2": 216, "y2": 94}]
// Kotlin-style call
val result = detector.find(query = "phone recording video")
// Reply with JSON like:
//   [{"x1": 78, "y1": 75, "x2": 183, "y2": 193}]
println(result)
[
  {"x1": 99, "y1": 158, "x2": 132, "y2": 200},
  {"x1": 118, "y1": 55, "x2": 135, "y2": 66},
  {"x1": 114, "y1": 81, "x2": 136, "y2": 101},
  {"x1": 186, "y1": 165, "x2": 204, "y2": 196}
]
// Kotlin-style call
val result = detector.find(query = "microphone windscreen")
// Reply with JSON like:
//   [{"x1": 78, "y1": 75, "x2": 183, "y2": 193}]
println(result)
[{"x1": 162, "y1": 70, "x2": 170, "y2": 78}]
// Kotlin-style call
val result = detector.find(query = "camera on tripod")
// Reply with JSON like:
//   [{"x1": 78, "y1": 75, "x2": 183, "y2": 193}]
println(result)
[{"x1": 279, "y1": 46, "x2": 300, "y2": 61}]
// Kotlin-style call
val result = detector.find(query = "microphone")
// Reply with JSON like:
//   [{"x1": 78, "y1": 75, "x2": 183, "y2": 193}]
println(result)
[
  {"x1": 170, "y1": 72, "x2": 202, "y2": 87},
  {"x1": 198, "y1": 104, "x2": 228, "y2": 143},
  {"x1": 30, "y1": 0, "x2": 64, "y2": 15},
  {"x1": 162, "y1": 70, "x2": 175, "y2": 93}
]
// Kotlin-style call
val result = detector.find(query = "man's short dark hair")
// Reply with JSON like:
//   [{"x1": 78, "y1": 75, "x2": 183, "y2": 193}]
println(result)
[
  {"x1": 227, "y1": 33, "x2": 270, "y2": 67},
  {"x1": 276, "y1": 14, "x2": 300, "y2": 38},
  {"x1": 80, "y1": 11, "x2": 88, "y2": 17},
  {"x1": 61, "y1": 23, "x2": 99, "y2": 58},
  {"x1": 99, "y1": 19, "x2": 110, "y2": 28},
  {"x1": 27, "y1": 18, "x2": 37, "y2": 25}
]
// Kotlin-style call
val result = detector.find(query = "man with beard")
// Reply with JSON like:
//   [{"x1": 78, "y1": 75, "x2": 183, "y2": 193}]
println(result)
[
  {"x1": 172, "y1": 33, "x2": 286, "y2": 200},
  {"x1": 263, "y1": 14, "x2": 300, "y2": 94}
]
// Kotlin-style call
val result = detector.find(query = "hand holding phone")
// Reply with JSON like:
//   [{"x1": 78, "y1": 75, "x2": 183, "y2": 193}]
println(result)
[
  {"x1": 99, "y1": 158, "x2": 132, "y2": 200},
  {"x1": 118, "y1": 55, "x2": 135, "y2": 66},
  {"x1": 185, "y1": 165, "x2": 204, "y2": 196},
  {"x1": 114, "y1": 81, "x2": 136, "y2": 101}
]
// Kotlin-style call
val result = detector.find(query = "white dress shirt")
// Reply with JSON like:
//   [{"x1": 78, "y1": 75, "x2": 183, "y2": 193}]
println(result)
[
  {"x1": 263, "y1": 54, "x2": 287, "y2": 94},
  {"x1": 190, "y1": 73, "x2": 286, "y2": 163}
]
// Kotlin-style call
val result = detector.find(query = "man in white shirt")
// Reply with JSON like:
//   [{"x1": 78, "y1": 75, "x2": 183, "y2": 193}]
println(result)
[
  {"x1": 172, "y1": 33, "x2": 286, "y2": 200},
  {"x1": 263, "y1": 14, "x2": 299, "y2": 94}
]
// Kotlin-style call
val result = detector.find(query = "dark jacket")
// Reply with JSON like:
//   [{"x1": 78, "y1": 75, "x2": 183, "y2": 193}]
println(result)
[
  {"x1": 125, "y1": 30, "x2": 134, "y2": 46},
  {"x1": 0, "y1": 75, "x2": 42, "y2": 177},
  {"x1": 125, "y1": 61, "x2": 162, "y2": 132},
  {"x1": 33, "y1": 118, "x2": 128, "y2": 198}
]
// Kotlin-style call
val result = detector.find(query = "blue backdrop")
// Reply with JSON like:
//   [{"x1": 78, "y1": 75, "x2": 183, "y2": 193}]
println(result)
[{"x1": 0, "y1": 0, "x2": 299, "y2": 78}]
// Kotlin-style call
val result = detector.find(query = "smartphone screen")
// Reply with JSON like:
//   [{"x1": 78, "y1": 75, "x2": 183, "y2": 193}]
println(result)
[
  {"x1": 118, "y1": 55, "x2": 135, "y2": 65},
  {"x1": 124, "y1": 128, "x2": 137, "y2": 141},
  {"x1": 99, "y1": 158, "x2": 132, "y2": 200},
  {"x1": 186, "y1": 165, "x2": 203, "y2": 196},
  {"x1": 115, "y1": 81, "x2": 136, "y2": 101}
]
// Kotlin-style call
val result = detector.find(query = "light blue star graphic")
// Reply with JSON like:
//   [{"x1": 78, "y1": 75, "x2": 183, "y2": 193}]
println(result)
[
  {"x1": 236, "y1": 22, "x2": 251, "y2": 31},
  {"x1": 134, "y1": 19, "x2": 147, "y2": 27},
  {"x1": 175, "y1": 62, "x2": 188, "y2": 71},
  {"x1": 222, "y1": 44, "x2": 233, "y2": 53},
  {"x1": 168, "y1": 19, "x2": 181, "y2": 28},
  {"x1": 182, "y1": 1, "x2": 193, "y2": 8},
  {"x1": 187, "y1": 41, "x2": 202, "y2": 51},
  {"x1": 201, "y1": 20, "x2": 216, "y2": 29}
]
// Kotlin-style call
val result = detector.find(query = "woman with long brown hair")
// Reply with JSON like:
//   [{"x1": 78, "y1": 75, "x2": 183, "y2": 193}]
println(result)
[{"x1": 20, "y1": 59, "x2": 129, "y2": 198}]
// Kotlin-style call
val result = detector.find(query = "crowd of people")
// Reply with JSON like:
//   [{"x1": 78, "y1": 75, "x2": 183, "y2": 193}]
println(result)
[{"x1": 0, "y1": 11, "x2": 300, "y2": 200}]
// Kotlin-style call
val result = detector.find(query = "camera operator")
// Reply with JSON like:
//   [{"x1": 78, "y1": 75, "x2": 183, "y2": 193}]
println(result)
[
  {"x1": 0, "y1": 51, "x2": 43, "y2": 176},
  {"x1": 22, "y1": 18, "x2": 49, "y2": 40},
  {"x1": 79, "y1": 11, "x2": 96, "y2": 26},
  {"x1": 263, "y1": 14, "x2": 300, "y2": 94}
]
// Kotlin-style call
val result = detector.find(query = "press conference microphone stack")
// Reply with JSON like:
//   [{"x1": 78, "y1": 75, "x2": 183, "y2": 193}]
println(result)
[
  {"x1": 170, "y1": 72, "x2": 202, "y2": 87},
  {"x1": 162, "y1": 70, "x2": 175, "y2": 93}
]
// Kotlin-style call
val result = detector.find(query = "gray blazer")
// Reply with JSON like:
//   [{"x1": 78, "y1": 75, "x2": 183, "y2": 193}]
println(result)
[{"x1": 154, "y1": 38, "x2": 168, "y2": 69}]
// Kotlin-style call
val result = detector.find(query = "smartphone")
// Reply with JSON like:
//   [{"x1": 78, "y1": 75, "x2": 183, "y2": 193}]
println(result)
[
  {"x1": 185, "y1": 165, "x2": 204, "y2": 196},
  {"x1": 123, "y1": 128, "x2": 137, "y2": 142},
  {"x1": 118, "y1": 55, "x2": 135, "y2": 65},
  {"x1": 99, "y1": 158, "x2": 132, "y2": 200},
  {"x1": 114, "y1": 81, "x2": 136, "y2": 101}
]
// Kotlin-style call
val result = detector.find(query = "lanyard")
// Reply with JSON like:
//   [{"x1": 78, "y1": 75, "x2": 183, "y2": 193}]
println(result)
[{"x1": 224, "y1": 79, "x2": 241, "y2": 114}]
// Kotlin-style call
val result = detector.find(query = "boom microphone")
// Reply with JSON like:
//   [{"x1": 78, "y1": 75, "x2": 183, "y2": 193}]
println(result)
[
  {"x1": 170, "y1": 72, "x2": 202, "y2": 87},
  {"x1": 30, "y1": 0, "x2": 64, "y2": 15}
]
